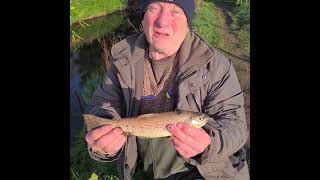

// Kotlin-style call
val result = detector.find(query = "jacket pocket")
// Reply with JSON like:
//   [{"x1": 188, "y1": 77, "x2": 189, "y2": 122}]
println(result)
[
  {"x1": 229, "y1": 147, "x2": 247, "y2": 171},
  {"x1": 199, "y1": 159, "x2": 237, "y2": 179}
]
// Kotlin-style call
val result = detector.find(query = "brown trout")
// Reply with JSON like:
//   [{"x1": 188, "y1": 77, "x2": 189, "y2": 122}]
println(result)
[{"x1": 83, "y1": 111, "x2": 209, "y2": 138}]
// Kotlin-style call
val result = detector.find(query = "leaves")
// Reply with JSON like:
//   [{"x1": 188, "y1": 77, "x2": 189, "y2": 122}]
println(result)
[
  {"x1": 82, "y1": 72, "x2": 103, "y2": 105},
  {"x1": 88, "y1": 173, "x2": 99, "y2": 180}
]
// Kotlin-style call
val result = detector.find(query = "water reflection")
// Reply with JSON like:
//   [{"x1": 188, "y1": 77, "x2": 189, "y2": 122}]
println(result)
[
  {"x1": 70, "y1": 11, "x2": 138, "y2": 149},
  {"x1": 70, "y1": 41, "x2": 103, "y2": 149}
]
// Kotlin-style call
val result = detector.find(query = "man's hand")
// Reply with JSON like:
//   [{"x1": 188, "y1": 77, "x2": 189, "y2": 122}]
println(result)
[
  {"x1": 167, "y1": 123, "x2": 211, "y2": 159},
  {"x1": 85, "y1": 125, "x2": 127, "y2": 155}
]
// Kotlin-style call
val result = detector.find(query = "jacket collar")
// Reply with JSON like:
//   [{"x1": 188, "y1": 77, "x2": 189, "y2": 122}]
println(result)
[
  {"x1": 177, "y1": 31, "x2": 215, "y2": 80},
  {"x1": 111, "y1": 32, "x2": 148, "y2": 66},
  {"x1": 111, "y1": 31, "x2": 215, "y2": 83}
]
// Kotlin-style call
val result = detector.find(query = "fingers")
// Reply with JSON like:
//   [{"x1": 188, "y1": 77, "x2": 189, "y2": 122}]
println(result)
[
  {"x1": 85, "y1": 125, "x2": 114, "y2": 145},
  {"x1": 167, "y1": 123, "x2": 203, "y2": 152},
  {"x1": 179, "y1": 123, "x2": 211, "y2": 150},
  {"x1": 172, "y1": 137, "x2": 198, "y2": 158},
  {"x1": 167, "y1": 123, "x2": 211, "y2": 159},
  {"x1": 102, "y1": 134, "x2": 127, "y2": 154},
  {"x1": 178, "y1": 123, "x2": 203, "y2": 138},
  {"x1": 91, "y1": 128, "x2": 124, "y2": 151}
]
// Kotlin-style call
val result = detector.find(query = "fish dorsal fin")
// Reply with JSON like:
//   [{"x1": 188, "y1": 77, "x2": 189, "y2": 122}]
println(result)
[{"x1": 137, "y1": 113, "x2": 157, "y2": 119}]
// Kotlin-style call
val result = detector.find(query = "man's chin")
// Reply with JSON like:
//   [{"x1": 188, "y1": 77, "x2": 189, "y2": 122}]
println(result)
[
  {"x1": 152, "y1": 38, "x2": 172, "y2": 46},
  {"x1": 153, "y1": 46, "x2": 168, "y2": 53}
]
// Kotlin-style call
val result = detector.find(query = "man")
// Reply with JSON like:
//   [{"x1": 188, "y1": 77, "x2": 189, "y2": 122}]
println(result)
[{"x1": 85, "y1": 0, "x2": 249, "y2": 179}]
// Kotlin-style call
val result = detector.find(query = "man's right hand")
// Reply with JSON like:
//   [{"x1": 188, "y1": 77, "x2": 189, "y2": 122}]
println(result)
[{"x1": 85, "y1": 125, "x2": 127, "y2": 155}]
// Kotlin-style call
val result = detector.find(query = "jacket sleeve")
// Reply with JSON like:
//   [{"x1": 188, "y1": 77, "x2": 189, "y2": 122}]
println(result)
[
  {"x1": 189, "y1": 58, "x2": 248, "y2": 165},
  {"x1": 85, "y1": 63, "x2": 125, "y2": 162}
]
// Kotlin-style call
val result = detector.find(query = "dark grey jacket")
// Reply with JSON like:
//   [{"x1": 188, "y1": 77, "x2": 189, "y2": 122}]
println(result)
[{"x1": 86, "y1": 31, "x2": 249, "y2": 180}]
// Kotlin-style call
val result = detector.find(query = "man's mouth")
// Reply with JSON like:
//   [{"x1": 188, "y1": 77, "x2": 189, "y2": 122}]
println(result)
[{"x1": 154, "y1": 31, "x2": 170, "y2": 38}]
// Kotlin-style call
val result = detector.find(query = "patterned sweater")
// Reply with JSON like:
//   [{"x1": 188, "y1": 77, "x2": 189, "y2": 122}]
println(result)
[{"x1": 136, "y1": 52, "x2": 191, "y2": 179}]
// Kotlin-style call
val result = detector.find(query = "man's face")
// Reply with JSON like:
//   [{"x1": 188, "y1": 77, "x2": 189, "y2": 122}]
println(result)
[{"x1": 142, "y1": 2, "x2": 189, "y2": 54}]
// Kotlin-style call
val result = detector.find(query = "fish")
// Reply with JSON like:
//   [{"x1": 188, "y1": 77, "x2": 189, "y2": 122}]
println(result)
[{"x1": 83, "y1": 110, "x2": 209, "y2": 138}]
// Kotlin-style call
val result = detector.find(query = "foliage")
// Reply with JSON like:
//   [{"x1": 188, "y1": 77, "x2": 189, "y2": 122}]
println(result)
[
  {"x1": 193, "y1": 1, "x2": 225, "y2": 49},
  {"x1": 70, "y1": 0, "x2": 125, "y2": 26}
]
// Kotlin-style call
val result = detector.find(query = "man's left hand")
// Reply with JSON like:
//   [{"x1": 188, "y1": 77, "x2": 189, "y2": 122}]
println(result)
[{"x1": 167, "y1": 123, "x2": 211, "y2": 159}]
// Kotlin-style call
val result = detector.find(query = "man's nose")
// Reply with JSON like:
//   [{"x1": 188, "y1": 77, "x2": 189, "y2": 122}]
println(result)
[{"x1": 156, "y1": 11, "x2": 171, "y2": 27}]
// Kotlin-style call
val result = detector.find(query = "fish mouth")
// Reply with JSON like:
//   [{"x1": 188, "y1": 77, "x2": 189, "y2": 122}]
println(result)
[
  {"x1": 188, "y1": 113, "x2": 209, "y2": 128},
  {"x1": 201, "y1": 115, "x2": 210, "y2": 125}
]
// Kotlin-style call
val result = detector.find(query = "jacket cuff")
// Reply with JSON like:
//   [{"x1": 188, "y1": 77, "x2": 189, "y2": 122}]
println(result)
[{"x1": 87, "y1": 145, "x2": 122, "y2": 162}]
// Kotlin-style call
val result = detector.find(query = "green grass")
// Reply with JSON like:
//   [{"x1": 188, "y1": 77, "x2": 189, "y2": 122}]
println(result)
[
  {"x1": 228, "y1": 1, "x2": 250, "y2": 55},
  {"x1": 71, "y1": 72, "x2": 120, "y2": 180},
  {"x1": 192, "y1": 0, "x2": 225, "y2": 49},
  {"x1": 71, "y1": 12, "x2": 129, "y2": 50},
  {"x1": 70, "y1": 0, "x2": 125, "y2": 26},
  {"x1": 234, "y1": 25, "x2": 249, "y2": 55},
  {"x1": 70, "y1": 127, "x2": 119, "y2": 180},
  {"x1": 82, "y1": 72, "x2": 104, "y2": 105}
]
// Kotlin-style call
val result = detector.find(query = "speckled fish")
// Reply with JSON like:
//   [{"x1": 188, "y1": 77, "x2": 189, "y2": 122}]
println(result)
[{"x1": 83, "y1": 111, "x2": 209, "y2": 138}]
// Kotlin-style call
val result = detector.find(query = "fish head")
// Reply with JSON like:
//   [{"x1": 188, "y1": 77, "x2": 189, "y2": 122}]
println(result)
[{"x1": 186, "y1": 112, "x2": 209, "y2": 128}]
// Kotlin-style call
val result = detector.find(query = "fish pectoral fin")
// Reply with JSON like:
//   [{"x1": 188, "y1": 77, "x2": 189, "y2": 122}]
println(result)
[
  {"x1": 123, "y1": 132, "x2": 130, "y2": 137},
  {"x1": 137, "y1": 113, "x2": 157, "y2": 119}
]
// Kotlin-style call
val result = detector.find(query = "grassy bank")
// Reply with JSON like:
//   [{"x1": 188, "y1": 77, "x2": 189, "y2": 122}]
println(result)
[
  {"x1": 82, "y1": 72, "x2": 103, "y2": 105},
  {"x1": 229, "y1": 1, "x2": 250, "y2": 55},
  {"x1": 192, "y1": 0, "x2": 225, "y2": 49},
  {"x1": 70, "y1": 0, "x2": 125, "y2": 26},
  {"x1": 71, "y1": 12, "x2": 129, "y2": 51},
  {"x1": 70, "y1": 127, "x2": 119, "y2": 180},
  {"x1": 71, "y1": 72, "x2": 119, "y2": 180}
]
